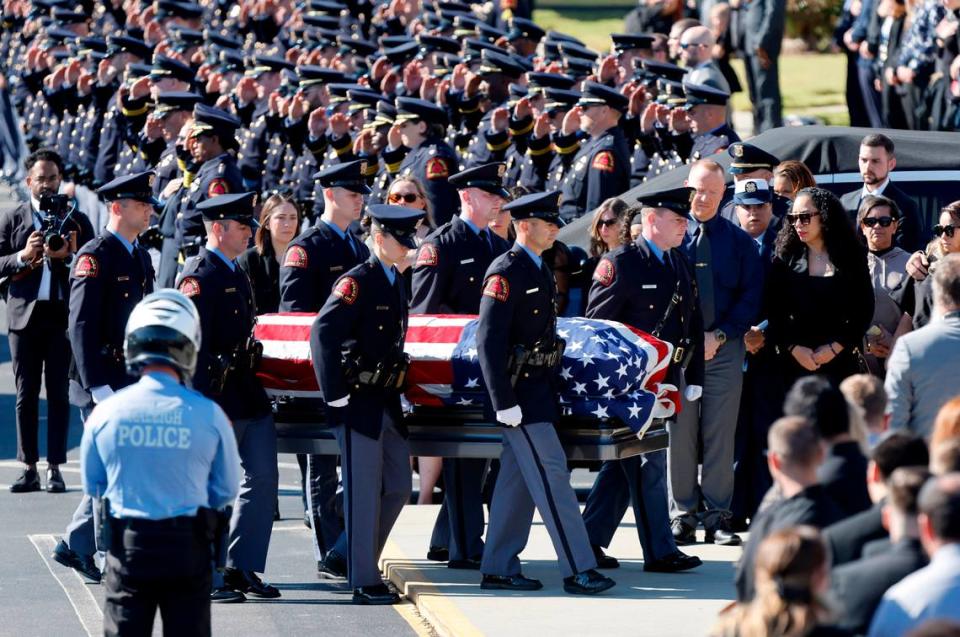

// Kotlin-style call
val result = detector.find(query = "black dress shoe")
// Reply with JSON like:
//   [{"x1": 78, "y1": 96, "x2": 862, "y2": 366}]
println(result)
[
  {"x1": 671, "y1": 519, "x2": 697, "y2": 546},
  {"x1": 447, "y1": 557, "x2": 481, "y2": 570},
  {"x1": 51, "y1": 539, "x2": 101, "y2": 583},
  {"x1": 563, "y1": 569, "x2": 616, "y2": 595},
  {"x1": 211, "y1": 587, "x2": 246, "y2": 603},
  {"x1": 480, "y1": 574, "x2": 543, "y2": 591},
  {"x1": 426, "y1": 546, "x2": 449, "y2": 562},
  {"x1": 224, "y1": 569, "x2": 281, "y2": 598},
  {"x1": 643, "y1": 550, "x2": 702, "y2": 573},
  {"x1": 317, "y1": 550, "x2": 347, "y2": 579},
  {"x1": 10, "y1": 468, "x2": 41, "y2": 493},
  {"x1": 46, "y1": 467, "x2": 66, "y2": 493},
  {"x1": 353, "y1": 583, "x2": 400, "y2": 605},
  {"x1": 705, "y1": 523, "x2": 742, "y2": 547},
  {"x1": 592, "y1": 545, "x2": 620, "y2": 569}
]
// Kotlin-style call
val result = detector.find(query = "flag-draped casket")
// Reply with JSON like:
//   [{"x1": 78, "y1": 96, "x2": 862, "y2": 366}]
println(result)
[{"x1": 254, "y1": 314, "x2": 681, "y2": 437}]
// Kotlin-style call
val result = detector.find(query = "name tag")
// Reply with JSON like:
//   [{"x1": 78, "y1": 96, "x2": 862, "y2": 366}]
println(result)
[
  {"x1": 117, "y1": 276, "x2": 129, "y2": 282},
  {"x1": 329, "y1": 266, "x2": 343, "y2": 272},
  {"x1": 460, "y1": 258, "x2": 475, "y2": 265},
  {"x1": 225, "y1": 287, "x2": 236, "y2": 293},
  {"x1": 526, "y1": 288, "x2": 539, "y2": 294},
  {"x1": 696, "y1": 263, "x2": 708, "y2": 268},
  {"x1": 376, "y1": 305, "x2": 390, "y2": 310},
  {"x1": 642, "y1": 284, "x2": 656, "y2": 289}
]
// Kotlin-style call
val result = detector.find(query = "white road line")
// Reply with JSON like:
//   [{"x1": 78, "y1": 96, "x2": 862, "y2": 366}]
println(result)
[{"x1": 27, "y1": 534, "x2": 102, "y2": 637}]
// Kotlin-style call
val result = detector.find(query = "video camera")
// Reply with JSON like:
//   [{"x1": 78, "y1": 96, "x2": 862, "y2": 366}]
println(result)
[{"x1": 37, "y1": 193, "x2": 75, "y2": 252}]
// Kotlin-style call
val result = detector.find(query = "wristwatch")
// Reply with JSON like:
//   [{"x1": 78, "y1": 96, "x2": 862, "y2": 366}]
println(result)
[{"x1": 714, "y1": 329, "x2": 727, "y2": 346}]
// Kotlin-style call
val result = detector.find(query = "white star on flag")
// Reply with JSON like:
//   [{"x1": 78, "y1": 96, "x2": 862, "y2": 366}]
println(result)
[
  {"x1": 591, "y1": 404, "x2": 609, "y2": 418},
  {"x1": 464, "y1": 377, "x2": 480, "y2": 388},
  {"x1": 457, "y1": 398, "x2": 474, "y2": 406},
  {"x1": 628, "y1": 403, "x2": 642, "y2": 419},
  {"x1": 568, "y1": 340, "x2": 583, "y2": 352},
  {"x1": 573, "y1": 381, "x2": 587, "y2": 394},
  {"x1": 594, "y1": 373, "x2": 610, "y2": 389},
  {"x1": 559, "y1": 366, "x2": 573, "y2": 380},
  {"x1": 615, "y1": 363, "x2": 630, "y2": 379}
]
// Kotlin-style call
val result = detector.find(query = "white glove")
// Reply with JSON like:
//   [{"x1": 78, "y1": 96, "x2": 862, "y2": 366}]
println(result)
[
  {"x1": 400, "y1": 394, "x2": 414, "y2": 415},
  {"x1": 91, "y1": 385, "x2": 114, "y2": 404},
  {"x1": 684, "y1": 385, "x2": 703, "y2": 402},
  {"x1": 496, "y1": 405, "x2": 523, "y2": 427},
  {"x1": 327, "y1": 395, "x2": 350, "y2": 408}
]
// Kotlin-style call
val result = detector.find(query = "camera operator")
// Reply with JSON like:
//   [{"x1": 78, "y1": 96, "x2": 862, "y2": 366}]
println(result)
[{"x1": 0, "y1": 148, "x2": 94, "y2": 493}]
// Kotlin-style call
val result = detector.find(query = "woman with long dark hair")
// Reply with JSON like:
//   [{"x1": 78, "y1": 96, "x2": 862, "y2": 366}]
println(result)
[
  {"x1": 765, "y1": 188, "x2": 874, "y2": 387},
  {"x1": 236, "y1": 192, "x2": 302, "y2": 314}
]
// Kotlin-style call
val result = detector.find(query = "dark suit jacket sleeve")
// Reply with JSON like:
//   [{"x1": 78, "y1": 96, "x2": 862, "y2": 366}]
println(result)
[
  {"x1": 477, "y1": 273, "x2": 519, "y2": 412},
  {"x1": 717, "y1": 230, "x2": 765, "y2": 339},
  {"x1": 889, "y1": 185, "x2": 923, "y2": 252},
  {"x1": 758, "y1": 0, "x2": 786, "y2": 54},
  {"x1": 0, "y1": 206, "x2": 27, "y2": 277}
]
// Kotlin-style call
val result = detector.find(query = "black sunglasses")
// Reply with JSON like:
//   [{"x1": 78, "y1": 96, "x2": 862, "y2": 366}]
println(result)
[
  {"x1": 388, "y1": 192, "x2": 421, "y2": 204},
  {"x1": 598, "y1": 218, "x2": 620, "y2": 228},
  {"x1": 786, "y1": 211, "x2": 821, "y2": 226},
  {"x1": 934, "y1": 224, "x2": 957, "y2": 238},
  {"x1": 862, "y1": 216, "x2": 896, "y2": 228}
]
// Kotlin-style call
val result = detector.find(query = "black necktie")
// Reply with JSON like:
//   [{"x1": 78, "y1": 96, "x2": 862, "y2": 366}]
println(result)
[
  {"x1": 346, "y1": 233, "x2": 358, "y2": 257},
  {"x1": 694, "y1": 223, "x2": 716, "y2": 330}
]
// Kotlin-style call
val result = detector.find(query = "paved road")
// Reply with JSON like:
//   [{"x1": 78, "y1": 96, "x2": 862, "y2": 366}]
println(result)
[{"x1": 0, "y1": 189, "x2": 428, "y2": 636}]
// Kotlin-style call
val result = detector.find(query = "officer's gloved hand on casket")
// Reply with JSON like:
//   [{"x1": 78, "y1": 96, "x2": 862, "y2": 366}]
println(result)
[
  {"x1": 327, "y1": 396, "x2": 349, "y2": 407},
  {"x1": 496, "y1": 405, "x2": 523, "y2": 427},
  {"x1": 684, "y1": 385, "x2": 703, "y2": 402}
]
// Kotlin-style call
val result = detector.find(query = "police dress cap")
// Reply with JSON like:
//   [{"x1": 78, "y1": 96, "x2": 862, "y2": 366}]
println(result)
[
  {"x1": 156, "y1": 0, "x2": 203, "y2": 19},
  {"x1": 544, "y1": 87, "x2": 580, "y2": 111},
  {"x1": 150, "y1": 55, "x2": 194, "y2": 83},
  {"x1": 250, "y1": 54, "x2": 295, "y2": 75},
  {"x1": 384, "y1": 40, "x2": 420, "y2": 66},
  {"x1": 190, "y1": 103, "x2": 241, "y2": 141},
  {"x1": 733, "y1": 178, "x2": 772, "y2": 205},
  {"x1": 545, "y1": 30, "x2": 585, "y2": 46},
  {"x1": 124, "y1": 289, "x2": 202, "y2": 379},
  {"x1": 453, "y1": 14, "x2": 481, "y2": 36},
  {"x1": 477, "y1": 23, "x2": 507, "y2": 43},
  {"x1": 577, "y1": 81, "x2": 628, "y2": 112},
  {"x1": 128, "y1": 63, "x2": 154, "y2": 79},
  {"x1": 682, "y1": 81, "x2": 730, "y2": 108},
  {"x1": 44, "y1": 27, "x2": 77, "y2": 46},
  {"x1": 417, "y1": 34, "x2": 461, "y2": 55},
  {"x1": 641, "y1": 58, "x2": 687, "y2": 82},
  {"x1": 463, "y1": 38, "x2": 500, "y2": 60},
  {"x1": 303, "y1": 13, "x2": 340, "y2": 29},
  {"x1": 612, "y1": 33, "x2": 654, "y2": 52},
  {"x1": 53, "y1": 9, "x2": 87, "y2": 24},
  {"x1": 507, "y1": 17, "x2": 545, "y2": 42},
  {"x1": 219, "y1": 49, "x2": 244, "y2": 74},
  {"x1": 478, "y1": 49, "x2": 525, "y2": 78},
  {"x1": 170, "y1": 26, "x2": 203, "y2": 51},
  {"x1": 527, "y1": 72, "x2": 576, "y2": 91},
  {"x1": 77, "y1": 36, "x2": 108, "y2": 56},
  {"x1": 370, "y1": 100, "x2": 397, "y2": 128},
  {"x1": 657, "y1": 79, "x2": 685, "y2": 105},
  {"x1": 338, "y1": 35, "x2": 378, "y2": 57},
  {"x1": 503, "y1": 190, "x2": 565, "y2": 226},
  {"x1": 448, "y1": 163, "x2": 510, "y2": 198},
  {"x1": 508, "y1": 83, "x2": 528, "y2": 106},
  {"x1": 559, "y1": 41, "x2": 599, "y2": 61},
  {"x1": 636, "y1": 186, "x2": 694, "y2": 216},
  {"x1": 313, "y1": 159, "x2": 372, "y2": 194},
  {"x1": 196, "y1": 192, "x2": 259, "y2": 227},
  {"x1": 309, "y1": 0, "x2": 345, "y2": 14},
  {"x1": 155, "y1": 91, "x2": 202, "y2": 115},
  {"x1": 395, "y1": 97, "x2": 448, "y2": 126},
  {"x1": 347, "y1": 88, "x2": 383, "y2": 113},
  {"x1": 727, "y1": 142, "x2": 780, "y2": 173},
  {"x1": 97, "y1": 171, "x2": 160, "y2": 205},
  {"x1": 205, "y1": 30, "x2": 243, "y2": 51},
  {"x1": 367, "y1": 205, "x2": 426, "y2": 249},
  {"x1": 107, "y1": 35, "x2": 153, "y2": 60},
  {"x1": 566, "y1": 57, "x2": 595, "y2": 78}
]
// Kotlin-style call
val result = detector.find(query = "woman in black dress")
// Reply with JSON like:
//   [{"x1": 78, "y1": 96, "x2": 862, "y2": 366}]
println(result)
[
  {"x1": 237, "y1": 192, "x2": 302, "y2": 314},
  {"x1": 765, "y1": 187, "x2": 874, "y2": 387}
]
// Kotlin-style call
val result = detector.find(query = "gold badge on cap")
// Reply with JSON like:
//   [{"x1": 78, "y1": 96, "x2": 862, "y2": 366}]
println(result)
[
  {"x1": 147, "y1": 174, "x2": 155, "y2": 188},
  {"x1": 688, "y1": 189, "x2": 696, "y2": 203},
  {"x1": 497, "y1": 164, "x2": 506, "y2": 177},
  {"x1": 733, "y1": 144, "x2": 744, "y2": 158},
  {"x1": 745, "y1": 181, "x2": 757, "y2": 193},
  {"x1": 359, "y1": 160, "x2": 368, "y2": 173}
]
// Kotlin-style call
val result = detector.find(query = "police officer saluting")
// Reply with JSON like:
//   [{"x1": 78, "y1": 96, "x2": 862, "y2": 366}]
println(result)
[
  {"x1": 80, "y1": 290, "x2": 242, "y2": 637},
  {"x1": 279, "y1": 159, "x2": 371, "y2": 578},
  {"x1": 580, "y1": 187, "x2": 705, "y2": 573},
  {"x1": 477, "y1": 190, "x2": 615, "y2": 595},
  {"x1": 311, "y1": 204, "x2": 426, "y2": 605},
  {"x1": 53, "y1": 171, "x2": 157, "y2": 584},
  {"x1": 177, "y1": 192, "x2": 280, "y2": 602},
  {"x1": 410, "y1": 162, "x2": 511, "y2": 569}
]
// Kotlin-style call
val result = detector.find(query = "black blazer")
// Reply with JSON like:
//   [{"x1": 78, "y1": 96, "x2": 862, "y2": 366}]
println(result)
[
  {"x1": 0, "y1": 201, "x2": 95, "y2": 330},
  {"x1": 817, "y1": 441, "x2": 872, "y2": 518},
  {"x1": 830, "y1": 538, "x2": 928, "y2": 636},
  {"x1": 825, "y1": 501, "x2": 887, "y2": 566},
  {"x1": 840, "y1": 181, "x2": 924, "y2": 252},
  {"x1": 237, "y1": 244, "x2": 281, "y2": 314}
]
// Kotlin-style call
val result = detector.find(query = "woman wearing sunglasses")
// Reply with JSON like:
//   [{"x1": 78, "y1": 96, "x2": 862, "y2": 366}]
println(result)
[
  {"x1": 908, "y1": 201, "x2": 960, "y2": 329},
  {"x1": 765, "y1": 187, "x2": 874, "y2": 387},
  {"x1": 578, "y1": 198, "x2": 629, "y2": 313},
  {"x1": 856, "y1": 195, "x2": 913, "y2": 376}
]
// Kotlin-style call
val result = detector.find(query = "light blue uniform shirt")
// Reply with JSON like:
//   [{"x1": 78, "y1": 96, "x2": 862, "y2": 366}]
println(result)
[
  {"x1": 643, "y1": 236, "x2": 665, "y2": 263},
  {"x1": 515, "y1": 241, "x2": 542, "y2": 269},
  {"x1": 205, "y1": 244, "x2": 236, "y2": 272},
  {"x1": 81, "y1": 371, "x2": 242, "y2": 519}
]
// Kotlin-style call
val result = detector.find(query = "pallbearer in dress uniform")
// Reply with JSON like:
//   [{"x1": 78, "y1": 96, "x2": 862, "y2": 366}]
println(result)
[
  {"x1": 476, "y1": 190, "x2": 616, "y2": 595},
  {"x1": 310, "y1": 204, "x2": 426, "y2": 605}
]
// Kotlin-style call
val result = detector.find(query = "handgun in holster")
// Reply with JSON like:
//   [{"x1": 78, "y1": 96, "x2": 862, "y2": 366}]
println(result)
[
  {"x1": 508, "y1": 338, "x2": 566, "y2": 387},
  {"x1": 95, "y1": 496, "x2": 113, "y2": 553},
  {"x1": 357, "y1": 352, "x2": 411, "y2": 390}
]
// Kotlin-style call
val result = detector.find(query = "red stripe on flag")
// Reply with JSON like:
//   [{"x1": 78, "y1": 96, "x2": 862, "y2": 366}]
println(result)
[
  {"x1": 406, "y1": 325, "x2": 467, "y2": 344},
  {"x1": 406, "y1": 360, "x2": 454, "y2": 385}
]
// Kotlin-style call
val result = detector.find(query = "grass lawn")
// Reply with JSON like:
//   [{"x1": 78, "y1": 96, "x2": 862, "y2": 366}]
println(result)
[{"x1": 532, "y1": 8, "x2": 850, "y2": 126}]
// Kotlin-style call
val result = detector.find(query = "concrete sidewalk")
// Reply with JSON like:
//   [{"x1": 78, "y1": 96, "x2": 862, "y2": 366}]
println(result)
[{"x1": 380, "y1": 505, "x2": 740, "y2": 637}]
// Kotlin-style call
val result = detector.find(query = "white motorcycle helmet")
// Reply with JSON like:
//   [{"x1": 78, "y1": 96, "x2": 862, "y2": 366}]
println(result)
[{"x1": 124, "y1": 290, "x2": 202, "y2": 380}]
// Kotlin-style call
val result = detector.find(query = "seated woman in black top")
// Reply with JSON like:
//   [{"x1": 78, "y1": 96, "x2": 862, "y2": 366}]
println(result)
[
  {"x1": 765, "y1": 187, "x2": 874, "y2": 387},
  {"x1": 237, "y1": 193, "x2": 302, "y2": 314}
]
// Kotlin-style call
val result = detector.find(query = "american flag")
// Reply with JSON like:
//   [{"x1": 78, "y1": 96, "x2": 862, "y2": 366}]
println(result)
[{"x1": 254, "y1": 314, "x2": 680, "y2": 436}]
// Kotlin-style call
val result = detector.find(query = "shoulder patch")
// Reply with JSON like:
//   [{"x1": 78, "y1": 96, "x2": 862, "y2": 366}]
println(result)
[
  {"x1": 333, "y1": 276, "x2": 359, "y2": 305},
  {"x1": 482, "y1": 274, "x2": 510, "y2": 302},
  {"x1": 178, "y1": 276, "x2": 201, "y2": 297},
  {"x1": 416, "y1": 243, "x2": 439, "y2": 267},
  {"x1": 283, "y1": 245, "x2": 309, "y2": 269},
  {"x1": 425, "y1": 157, "x2": 450, "y2": 180},
  {"x1": 593, "y1": 258, "x2": 616, "y2": 287},
  {"x1": 591, "y1": 150, "x2": 615, "y2": 173},
  {"x1": 74, "y1": 254, "x2": 99, "y2": 278},
  {"x1": 207, "y1": 178, "x2": 229, "y2": 197}
]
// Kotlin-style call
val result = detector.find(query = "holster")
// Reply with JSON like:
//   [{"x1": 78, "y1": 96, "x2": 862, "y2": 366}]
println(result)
[
  {"x1": 212, "y1": 506, "x2": 232, "y2": 572},
  {"x1": 672, "y1": 337, "x2": 695, "y2": 369},
  {"x1": 96, "y1": 497, "x2": 112, "y2": 553},
  {"x1": 355, "y1": 353, "x2": 411, "y2": 390},
  {"x1": 508, "y1": 338, "x2": 566, "y2": 387}
]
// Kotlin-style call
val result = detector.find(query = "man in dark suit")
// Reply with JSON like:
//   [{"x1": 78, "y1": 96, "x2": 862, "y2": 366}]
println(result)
[
  {"x1": 0, "y1": 149, "x2": 94, "y2": 493},
  {"x1": 831, "y1": 467, "x2": 931, "y2": 636},
  {"x1": 736, "y1": 0, "x2": 786, "y2": 131},
  {"x1": 840, "y1": 133, "x2": 923, "y2": 252}
]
